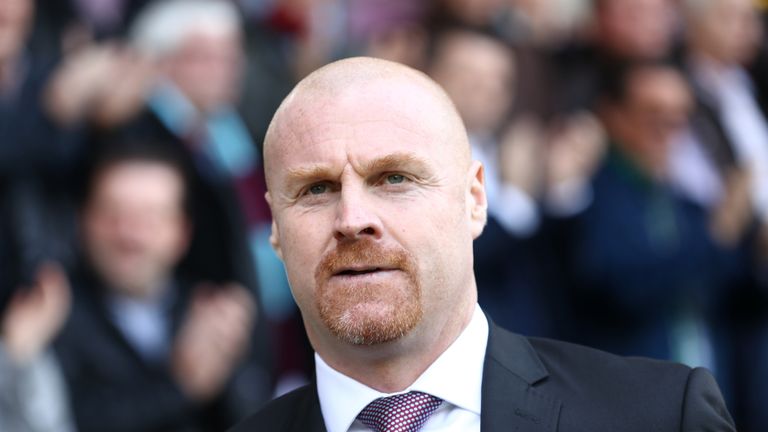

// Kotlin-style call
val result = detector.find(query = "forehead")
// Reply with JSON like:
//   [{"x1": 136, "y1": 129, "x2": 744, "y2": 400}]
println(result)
[
  {"x1": 92, "y1": 162, "x2": 183, "y2": 205},
  {"x1": 267, "y1": 79, "x2": 465, "y2": 184}
]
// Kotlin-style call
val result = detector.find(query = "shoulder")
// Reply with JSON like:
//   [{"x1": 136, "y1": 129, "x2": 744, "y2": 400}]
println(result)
[
  {"x1": 229, "y1": 384, "x2": 323, "y2": 432},
  {"x1": 528, "y1": 335, "x2": 692, "y2": 385},
  {"x1": 524, "y1": 335, "x2": 733, "y2": 429},
  {"x1": 527, "y1": 335, "x2": 695, "y2": 403}
]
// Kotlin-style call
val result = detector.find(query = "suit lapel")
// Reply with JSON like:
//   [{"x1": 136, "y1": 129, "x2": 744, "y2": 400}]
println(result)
[
  {"x1": 288, "y1": 382, "x2": 327, "y2": 432},
  {"x1": 481, "y1": 323, "x2": 561, "y2": 432}
]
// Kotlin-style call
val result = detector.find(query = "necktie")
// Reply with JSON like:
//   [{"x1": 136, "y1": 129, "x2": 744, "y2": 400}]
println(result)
[{"x1": 357, "y1": 391, "x2": 443, "y2": 432}]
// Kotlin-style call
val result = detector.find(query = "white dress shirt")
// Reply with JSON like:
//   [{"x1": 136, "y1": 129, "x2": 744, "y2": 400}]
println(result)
[{"x1": 316, "y1": 304, "x2": 489, "y2": 432}]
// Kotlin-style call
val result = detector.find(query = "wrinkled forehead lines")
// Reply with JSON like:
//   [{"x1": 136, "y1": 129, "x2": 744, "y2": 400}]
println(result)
[
  {"x1": 270, "y1": 82, "x2": 462, "y2": 148},
  {"x1": 264, "y1": 65, "x2": 471, "y2": 190}
]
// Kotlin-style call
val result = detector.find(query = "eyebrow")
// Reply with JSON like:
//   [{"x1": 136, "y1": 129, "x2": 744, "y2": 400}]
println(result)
[
  {"x1": 283, "y1": 152, "x2": 433, "y2": 190},
  {"x1": 360, "y1": 152, "x2": 432, "y2": 176}
]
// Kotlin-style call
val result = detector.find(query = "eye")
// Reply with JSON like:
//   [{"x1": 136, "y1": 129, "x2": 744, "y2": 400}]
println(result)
[
  {"x1": 385, "y1": 174, "x2": 406, "y2": 184},
  {"x1": 307, "y1": 183, "x2": 329, "y2": 195}
]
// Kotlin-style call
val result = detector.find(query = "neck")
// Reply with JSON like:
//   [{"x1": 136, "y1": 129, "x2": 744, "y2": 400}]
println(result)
[
  {"x1": 112, "y1": 277, "x2": 171, "y2": 303},
  {"x1": 313, "y1": 292, "x2": 476, "y2": 393}
]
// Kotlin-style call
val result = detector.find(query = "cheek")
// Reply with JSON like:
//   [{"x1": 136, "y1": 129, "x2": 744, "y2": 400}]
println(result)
[
  {"x1": 152, "y1": 227, "x2": 186, "y2": 261},
  {"x1": 390, "y1": 194, "x2": 468, "y2": 271},
  {"x1": 277, "y1": 215, "x2": 329, "y2": 303}
]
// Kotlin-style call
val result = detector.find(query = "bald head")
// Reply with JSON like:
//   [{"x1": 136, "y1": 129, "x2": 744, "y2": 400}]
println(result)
[
  {"x1": 264, "y1": 57, "x2": 470, "y2": 191},
  {"x1": 684, "y1": 0, "x2": 762, "y2": 65}
]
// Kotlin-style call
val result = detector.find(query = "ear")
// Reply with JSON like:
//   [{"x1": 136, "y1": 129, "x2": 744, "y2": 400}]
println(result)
[
  {"x1": 265, "y1": 192, "x2": 283, "y2": 260},
  {"x1": 467, "y1": 160, "x2": 488, "y2": 240}
]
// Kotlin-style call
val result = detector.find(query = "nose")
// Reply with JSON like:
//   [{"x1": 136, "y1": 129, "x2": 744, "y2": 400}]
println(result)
[{"x1": 333, "y1": 184, "x2": 383, "y2": 242}]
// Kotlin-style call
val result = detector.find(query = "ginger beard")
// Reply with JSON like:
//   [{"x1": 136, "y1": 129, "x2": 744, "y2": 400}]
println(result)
[{"x1": 314, "y1": 239, "x2": 422, "y2": 346}]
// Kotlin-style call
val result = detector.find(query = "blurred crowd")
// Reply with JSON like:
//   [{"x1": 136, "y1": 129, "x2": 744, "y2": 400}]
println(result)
[{"x1": 0, "y1": 0, "x2": 766, "y2": 430}]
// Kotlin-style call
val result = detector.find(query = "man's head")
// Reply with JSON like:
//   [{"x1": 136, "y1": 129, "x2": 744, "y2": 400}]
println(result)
[
  {"x1": 684, "y1": 0, "x2": 763, "y2": 66},
  {"x1": 131, "y1": 0, "x2": 244, "y2": 112},
  {"x1": 593, "y1": 0, "x2": 676, "y2": 60},
  {"x1": 264, "y1": 58, "x2": 486, "y2": 356},
  {"x1": 81, "y1": 143, "x2": 192, "y2": 299},
  {"x1": 428, "y1": 28, "x2": 516, "y2": 135},
  {"x1": 599, "y1": 61, "x2": 692, "y2": 176}
]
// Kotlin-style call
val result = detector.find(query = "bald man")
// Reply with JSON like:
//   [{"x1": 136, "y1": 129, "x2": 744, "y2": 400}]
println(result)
[{"x1": 231, "y1": 58, "x2": 735, "y2": 432}]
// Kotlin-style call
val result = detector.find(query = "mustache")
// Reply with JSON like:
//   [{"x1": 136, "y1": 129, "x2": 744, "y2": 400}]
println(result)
[{"x1": 314, "y1": 239, "x2": 413, "y2": 280}]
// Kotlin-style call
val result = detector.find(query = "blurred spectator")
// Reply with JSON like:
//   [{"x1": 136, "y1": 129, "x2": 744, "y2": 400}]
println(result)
[
  {"x1": 426, "y1": 27, "x2": 552, "y2": 336},
  {"x1": 125, "y1": 0, "x2": 270, "y2": 289},
  {"x1": 1, "y1": 12, "x2": 78, "y2": 422},
  {"x1": 1, "y1": 198, "x2": 74, "y2": 432},
  {"x1": 552, "y1": 0, "x2": 679, "y2": 114},
  {"x1": 130, "y1": 0, "x2": 304, "y2": 384},
  {"x1": 2, "y1": 0, "x2": 81, "y2": 295},
  {"x1": 428, "y1": 28, "x2": 527, "y2": 230},
  {"x1": 678, "y1": 1, "x2": 768, "y2": 428},
  {"x1": 55, "y1": 141, "x2": 272, "y2": 432},
  {"x1": 555, "y1": 60, "x2": 745, "y2": 370},
  {"x1": 674, "y1": 0, "x2": 766, "y2": 235},
  {"x1": 0, "y1": 264, "x2": 73, "y2": 432}
]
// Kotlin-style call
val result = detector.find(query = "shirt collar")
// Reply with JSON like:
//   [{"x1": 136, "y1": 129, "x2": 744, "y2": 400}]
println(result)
[{"x1": 316, "y1": 304, "x2": 489, "y2": 432}]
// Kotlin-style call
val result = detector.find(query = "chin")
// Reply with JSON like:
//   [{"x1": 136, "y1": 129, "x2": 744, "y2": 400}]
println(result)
[{"x1": 324, "y1": 300, "x2": 422, "y2": 346}]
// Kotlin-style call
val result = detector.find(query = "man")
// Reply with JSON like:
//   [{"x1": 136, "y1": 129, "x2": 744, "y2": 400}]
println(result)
[
  {"x1": 676, "y1": 0, "x2": 766, "y2": 226},
  {"x1": 427, "y1": 27, "x2": 553, "y2": 337},
  {"x1": 55, "y1": 142, "x2": 272, "y2": 432},
  {"x1": 681, "y1": 1, "x2": 768, "y2": 429},
  {"x1": 0, "y1": 213, "x2": 74, "y2": 432},
  {"x1": 552, "y1": 0, "x2": 678, "y2": 113},
  {"x1": 126, "y1": 0, "x2": 270, "y2": 287},
  {"x1": 232, "y1": 57, "x2": 734, "y2": 431},
  {"x1": 555, "y1": 60, "x2": 746, "y2": 367}
]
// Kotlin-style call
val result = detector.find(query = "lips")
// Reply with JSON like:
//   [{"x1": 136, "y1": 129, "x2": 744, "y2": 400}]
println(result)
[{"x1": 332, "y1": 266, "x2": 397, "y2": 277}]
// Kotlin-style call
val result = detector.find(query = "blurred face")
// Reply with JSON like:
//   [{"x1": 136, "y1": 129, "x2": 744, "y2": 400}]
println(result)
[
  {"x1": 83, "y1": 162, "x2": 189, "y2": 298},
  {"x1": 691, "y1": 0, "x2": 763, "y2": 65},
  {"x1": 430, "y1": 32, "x2": 515, "y2": 134},
  {"x1": 166, "y1": 28, "x2": 244, "y2": 112},
  {"x1": 266, "y1": 76, "x2": 485, "y2": 350},
  {"x1": 596, "y1": 0, "x2": 676, "y2": 59},
  {"x1": 0, "y1": 0, "x2": 33, "y2": 64},
  {"x1": 608, "y1": 66, "x2": 692, "y2": 174}
]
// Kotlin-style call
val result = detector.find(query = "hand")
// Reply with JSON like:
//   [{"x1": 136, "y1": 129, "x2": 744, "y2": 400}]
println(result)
[
  {"x1": 499, "y1": 115, "x2": 545, "y2": 196},
  {"x1": 711, "y1": 167, "x2": 753, "y2": 247},
  {"x1": 546, "y1": 111, "x2": 605, "y2": 187},
  {"x1": 2, "y1": 262, "x2": 71, "y2": 364},
  {"x1": 91, "y1": 48, "x2": 155, "y2": 128},
  {"x1": 45, "y1": 43, "x2": 155, "y2": 127},
  {"x1": 172, "y1": 283, "x2": 256, "y2": 402}
]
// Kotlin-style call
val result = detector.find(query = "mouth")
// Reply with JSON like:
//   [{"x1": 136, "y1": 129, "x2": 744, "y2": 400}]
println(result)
[{"x1": 333, "y1": 266, "x2": 394, "y2": 277}]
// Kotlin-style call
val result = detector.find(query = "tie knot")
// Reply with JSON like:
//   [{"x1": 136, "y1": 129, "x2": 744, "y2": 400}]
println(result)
[{"x1": 357, "y1": 391, "x2": 443, "y2": 432}]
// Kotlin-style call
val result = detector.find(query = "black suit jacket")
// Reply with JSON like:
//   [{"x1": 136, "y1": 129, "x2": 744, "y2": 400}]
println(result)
[{"x1": 231, "y1": 323, "x2": 734, "y2": 431}]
